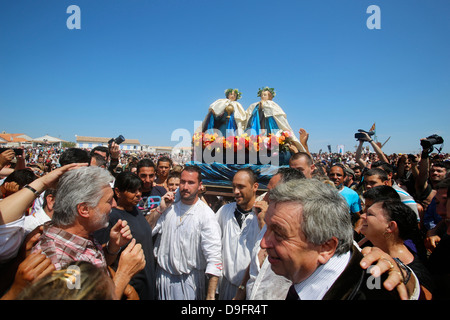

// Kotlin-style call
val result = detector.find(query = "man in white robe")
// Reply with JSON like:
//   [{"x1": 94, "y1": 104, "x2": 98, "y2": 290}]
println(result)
[
  {"x1": 216, "y1": 168, "x2": 262, "y2": 300},
  {"x1": 152, "y1": 166, "x2": 222, "y2": 300}
]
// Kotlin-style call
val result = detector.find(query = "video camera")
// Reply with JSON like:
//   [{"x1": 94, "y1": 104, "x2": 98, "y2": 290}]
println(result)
[
  {"x1": 354, "y1": 129, "x2": 375, "y2": 141},
  {"x1": 108, "y1": 135, "x2": 125, "y2": 146},
  {"x1": 420, "y1": 134, "x2": 444, "y2": 150}
]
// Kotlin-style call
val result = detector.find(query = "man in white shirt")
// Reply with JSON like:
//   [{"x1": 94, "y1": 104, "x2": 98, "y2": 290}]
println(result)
[
  {"x1": 152, "y1": 165, "x2": 222, "y2": 300},
  {"x1": 216, "y1": 168, "x2": 262, "y2": 300}
]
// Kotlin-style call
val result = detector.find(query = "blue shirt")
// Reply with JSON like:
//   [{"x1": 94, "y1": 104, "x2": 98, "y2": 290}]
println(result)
[{"x1": 339, "y1": 186, "x2": 362, "y2": 214}]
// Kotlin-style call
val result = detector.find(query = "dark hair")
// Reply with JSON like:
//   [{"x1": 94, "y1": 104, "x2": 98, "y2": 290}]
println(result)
[
  {"x1": 3, "y1": 169, "x2": 37, "y2": 188},
  {"x1": 364, "y1": 168, "x2": 388, "y2": 182},
  {"x1": 330, "y1": 163, "x2": 346, "y2": 176},
  {"x1": 157, "y1": 156, "x2": 172, "y2": 167},
  {"x1": 432, "y1": 161, "x2": 450, "y2": 171},
  {"x1": 372, "y1": 161, "x2": 394, "y2": 175},
  {"x1": 235, "y1": 168, "x2": 258, "y2": 184},
  {"x1": 289, "y1": 152, "x2": 313, "y2": 166},
  {"x1": 59, "y1": 148, "x2": 90, "y2": 166},
  {"x1": 182, "y1": 165, "x2": 202, "y2": 183},
  {"x1": 90, "y1": 146, "x2": 109, "y2": 159},
  {"x1": 90, "y1": 153, "x2": 107, "y2": 167},
  {"x1": 114, "y1": 171, "x2": 143, "y2": 193},
  {"x1": 167, "y1": 171, "x2": 181, "y2": 181},
  {"x1": 375, "y1": 200, "x2": 425, "y2": 256},
  {"x1": 277, "y1": 167, "x2": 306, "y2": 182},
  {"x1": 136, "y1": 158, "x2": 156, "y2": 174},
  {"x1": 363, "y1": 185, "x2": 400, "y2": 202}
]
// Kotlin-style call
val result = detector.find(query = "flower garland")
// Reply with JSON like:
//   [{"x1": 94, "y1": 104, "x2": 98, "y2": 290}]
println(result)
[
  {"x1": 224, "y1": 88, "x2": 242, "y2": 100},
  {"x1": 193, "y1": 131, "x2": 293, "y2": 153},
  {"x1": 257, "y1": 86, "x2": 276, "y2": 98}
]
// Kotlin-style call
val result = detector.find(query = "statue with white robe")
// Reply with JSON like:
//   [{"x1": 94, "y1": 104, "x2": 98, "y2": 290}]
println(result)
[
  {"x1": 245, "y1": 87, "x2": 306, "y2": 153},
  {"x1": 202, "y1": 89, "x2": 247, "y2": 137}
]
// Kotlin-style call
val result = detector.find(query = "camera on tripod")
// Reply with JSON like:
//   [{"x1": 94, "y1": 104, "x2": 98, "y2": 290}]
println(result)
[
  {"x1": 420, "y1": 134, "x2": 444, "y2": 149},
  {"x1": 108, "y1": 135, "x2": 125, "y2": 146},
  {"x1": 354, "y1": 129, "x2": 375, "y2": 141}
]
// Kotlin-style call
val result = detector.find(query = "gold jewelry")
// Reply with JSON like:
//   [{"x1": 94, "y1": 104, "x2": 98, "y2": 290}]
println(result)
[
  {"x1": 381, "y1": 258, "x2": 394, "y2": 271},
  {"x1": 177, "y1": 202, "x2": 195, "y2": 222}
]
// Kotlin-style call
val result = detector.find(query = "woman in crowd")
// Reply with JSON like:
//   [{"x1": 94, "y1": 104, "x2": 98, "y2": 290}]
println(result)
[{"x1": 360, "y1": 199, "x2": 434, "y2": 299}]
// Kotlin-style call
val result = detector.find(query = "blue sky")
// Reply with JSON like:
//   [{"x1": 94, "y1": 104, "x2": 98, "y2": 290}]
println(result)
[{"x1": 1, "y1": 0, "x2": 449, "y2": 155}]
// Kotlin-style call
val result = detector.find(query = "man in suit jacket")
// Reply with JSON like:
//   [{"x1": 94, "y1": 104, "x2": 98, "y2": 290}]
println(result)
[{"x1": 261, "y1": 178, "x2": 416, "y2": 300}]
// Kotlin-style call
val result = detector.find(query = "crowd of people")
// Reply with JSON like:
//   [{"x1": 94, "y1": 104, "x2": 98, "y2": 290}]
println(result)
[{"x1": 0, "y1": 128, "x2": 448, "y2": 301}]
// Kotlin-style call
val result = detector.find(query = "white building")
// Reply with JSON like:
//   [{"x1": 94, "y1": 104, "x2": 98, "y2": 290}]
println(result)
[
  {"x1": 32, "y1": 134, "x2": 66, "y2": 148},
  {"x1": 75, "y1": 135, "x2": 141, "y2": 151}
]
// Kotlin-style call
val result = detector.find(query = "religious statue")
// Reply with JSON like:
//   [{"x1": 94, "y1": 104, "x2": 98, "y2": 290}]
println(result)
[
  {"x1": 245, "y1": 87, "x2": 306, "y2": 152},
  {"x1": 202, "y1": 88, "x2": 247, "y2": 136}
]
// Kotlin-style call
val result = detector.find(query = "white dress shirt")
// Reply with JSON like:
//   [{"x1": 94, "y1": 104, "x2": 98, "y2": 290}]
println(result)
[{"x1": 294, "y1": 251, "x2": 351, "y2": 300}]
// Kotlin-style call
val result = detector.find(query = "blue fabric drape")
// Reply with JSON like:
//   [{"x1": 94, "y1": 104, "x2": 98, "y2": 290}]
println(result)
[
  {"x1": 248, "y1": 107, "x2": 262, "y2": 135},
  {"x1": 206, "y1": 111, "x2": 237, "y2": 136},
  {"x1": 247, "y1": 105, "x2": 279, "y2": 135},
  {"x1": 206, "y1": 112, "x2": 215, "y2": 131},
  {"x1": 185, "y1": 161, "x2": 286, "y2": 189}
]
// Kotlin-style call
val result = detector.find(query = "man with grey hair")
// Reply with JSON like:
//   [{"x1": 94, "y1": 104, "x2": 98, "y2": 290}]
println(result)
[
  {"x1": 261, "y1": 178, "x2": 408, "y2": 300},
  {"x1": 32, "y1": 166, "x2": 146, "y2": 299}
]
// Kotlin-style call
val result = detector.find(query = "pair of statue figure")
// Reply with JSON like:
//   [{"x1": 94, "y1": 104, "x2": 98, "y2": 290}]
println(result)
[{"x1": 201, "y1": 87, "x2": 306, "y2": 153}]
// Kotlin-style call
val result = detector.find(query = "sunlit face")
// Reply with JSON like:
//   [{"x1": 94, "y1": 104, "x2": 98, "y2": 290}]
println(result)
[
  {"x1": 179, "y1": 170, "x2": 201, "y2": 204},
  {"x1": 353, "y1": 168, "x2": 362, "y2": 181},
  {"x1": 138, "y1": 167, "x2": 156, "y2": 192},
  {"x1": 90, "y1": 186, "x2": 115, "y2": 231},
  {"x1": 360, "y1": 202, "x2": 390, "y2": 243},
  {"x1": 157, "y1": 161, "x2": 171, "y2": 178},
  {"x1": 232, "y1": 171, "x2": 258, "y2": 209},
  {"x1": 328, "y1": 166, "x2": 345, "y2": 188},
  {"x1": 364, "y1": 175, "x2": 387, "y2": 190},
  {"x1": 116, "y1": 188, "x2": 142, "y2": 208},
  {"x1": 404, "y1": 159, "x2": 412, "y2": 171},
  {"x1": 263, "y1": 174, "x2": 282, "y2": 202},
  {"x1": 289, "y1": 157, "x2": 314, "y2": 179},
  {"x1": 167, "y1": 177, "x2": 180, "y2": 192},
  {"x1": 430, "y1": 166, "x2": 447, "y2": 183},
  {"x1": 261, "y1": 201, "x2": 321, "y2": 283}
]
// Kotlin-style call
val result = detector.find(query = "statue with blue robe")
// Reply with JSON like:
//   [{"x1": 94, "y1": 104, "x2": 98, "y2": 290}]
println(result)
[
  {"x1": 202, "y1": 89, "x2": 247, "y2": 137},
  {"x1": 245, "y1": 87, "x2": 306, "y2": 153}
]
